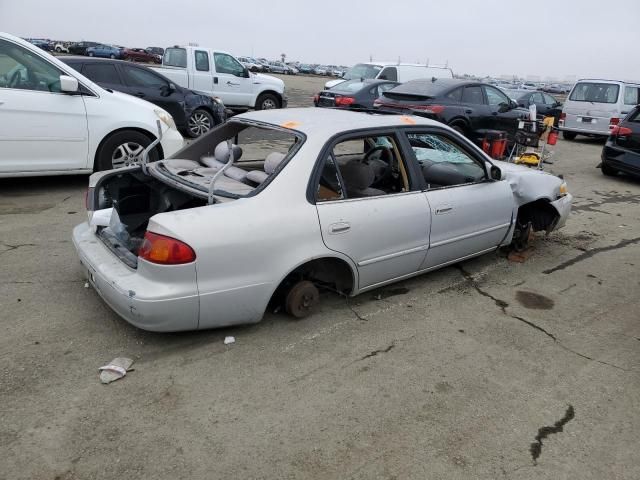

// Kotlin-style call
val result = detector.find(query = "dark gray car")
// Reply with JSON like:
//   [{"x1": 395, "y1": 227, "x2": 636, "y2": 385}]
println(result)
[{"x1": 315, "y1": 79, "x2": 399, "y2": 109}]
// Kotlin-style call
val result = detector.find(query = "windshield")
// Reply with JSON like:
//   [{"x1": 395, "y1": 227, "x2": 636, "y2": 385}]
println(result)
[
  {"x1": 343, "y1": 63, "x2": 382, "y2": 81},
  {"x1": 164, "y1": 47, "x2": 187, "y2": 68},
  {"x1": 569, "y1": 82, "x2": 619, "y2": 104}
]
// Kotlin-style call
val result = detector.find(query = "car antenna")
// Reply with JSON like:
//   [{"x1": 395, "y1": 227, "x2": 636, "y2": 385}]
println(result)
[
  {"x1": 140, "y1": 120, "x2": 162, "y2": 175},
  {"x1": 207, "y1": 139, "x2": 234, "y2": 205}
]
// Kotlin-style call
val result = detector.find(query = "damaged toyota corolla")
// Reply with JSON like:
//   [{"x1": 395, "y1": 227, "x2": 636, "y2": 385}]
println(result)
[{"x1": 72, "y1": 108, "x2": 572, "y2": 332}]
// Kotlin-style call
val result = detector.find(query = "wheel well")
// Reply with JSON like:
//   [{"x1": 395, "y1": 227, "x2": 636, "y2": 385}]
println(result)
[
  {"x1": 517, "y1": 199, "x2": 559, "y2": 232},
  {"x1": 270, "y1": 257, "x2": 355, "y2": 305},
  {"x1": 448, "y1": 118, "x2": 469, "y2": 132},
  {"x1": 256, "y1": 90, "x2": 282, "y2": 107},
  {"x1": 93, "y1": 127, "x2": 164, "y2": 171}
]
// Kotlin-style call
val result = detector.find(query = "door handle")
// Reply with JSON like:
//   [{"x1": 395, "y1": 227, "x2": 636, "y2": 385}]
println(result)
[
  {"x1": 435, "y1": 205, "x2": 453, "y2": 215},
  {"x1": 465, "y1": 109, "x2": 472, "y2": 114},
  {"x1": 329, "y1": 222, "x2": 351, "y2": 234},
  {"x1": 227, "y1": 81, "x2": 240, "y2": 86},
  {"x1": 134, "y1": 92, "x2": 145, "y2": 97}
]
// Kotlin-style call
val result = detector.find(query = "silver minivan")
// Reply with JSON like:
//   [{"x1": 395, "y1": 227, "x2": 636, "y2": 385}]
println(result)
[{"x1": 560, "y1": 79, "x2": 640, "y2": 139}]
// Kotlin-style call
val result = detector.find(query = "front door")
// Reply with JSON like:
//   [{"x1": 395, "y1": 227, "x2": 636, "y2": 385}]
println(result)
[
  {"x1": 190, "y1": 50, "x2": 213, "y2": 93},
  {"x1": 212, "y1": 52, "x2": 252, "y2": 107},
  {"x1": 314, "y1": 133, "x2": 431, "y2": 290},
  {"x1": 0, "y1": 38, "x2": 88, "y2": 173},
  {"x1": 403, "y1": 130, "x2": 514, "y2": 269}
]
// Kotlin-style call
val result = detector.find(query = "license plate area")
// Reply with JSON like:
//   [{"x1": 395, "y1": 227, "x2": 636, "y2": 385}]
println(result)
[{"x1": 578, "y1": 116, "x2": 595, "y2": 124}]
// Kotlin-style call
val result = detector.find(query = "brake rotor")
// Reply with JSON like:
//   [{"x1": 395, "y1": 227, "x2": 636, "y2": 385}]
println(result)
[{"x1": 285, "y1": 280, "x2": 320, "y2": 319}]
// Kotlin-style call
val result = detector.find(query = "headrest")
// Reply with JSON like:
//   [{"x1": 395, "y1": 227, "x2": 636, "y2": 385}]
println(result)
[
  {"x1": 340, "y1": 161, "x2": 374, "y2": 191},
  {"x1": 214, "y1": 142, "x2": 243, "y2": 163},
  {"x1": 264, "y1": 152, "x2": 286, "y2": 174}
]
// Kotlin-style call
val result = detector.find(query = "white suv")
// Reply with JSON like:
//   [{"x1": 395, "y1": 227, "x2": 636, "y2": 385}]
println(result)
[{"x1": 0, "y1": 32, "x2": 184, "y2": 177}]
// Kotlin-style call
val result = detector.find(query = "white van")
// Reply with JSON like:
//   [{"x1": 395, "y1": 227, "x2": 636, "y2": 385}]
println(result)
[
  {"x1": 560, "y1": 79, "x2": 640, "y2": 139},
  {"x1": 325, "y1": 62, "x2": 453, "y2": 90},
  {"x1": 0, "y1": 32, "x2": 183, "y2": 177}
]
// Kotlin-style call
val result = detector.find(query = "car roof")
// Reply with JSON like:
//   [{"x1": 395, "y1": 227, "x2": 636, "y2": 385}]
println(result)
[
  {"x1": 330, "y1": 79, "x2": 398, "y2": 92},
  {"x1": 236, "y1": 107, "x2": 439, "y2": 136},
  {"x1": 388, "y1": 78, "x2": 476, "y2": 96},
  {"x1": 576, "y1": 78, "x2": 640, "y2": 85}
]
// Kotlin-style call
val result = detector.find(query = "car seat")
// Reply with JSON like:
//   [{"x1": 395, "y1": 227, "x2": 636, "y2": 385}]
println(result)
[
  {"x1": 200, "y1": 142, "x2": 249, "y2": 182},
  {"x1": 245, "y1": 152, "x2": 286, "y2": 185},
  {"x1": 339, "y1": 161, "x2": 385, "y2": 197}
]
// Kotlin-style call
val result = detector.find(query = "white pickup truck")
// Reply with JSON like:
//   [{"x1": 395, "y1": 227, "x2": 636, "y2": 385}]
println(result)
[{"x1": 152, "y1": 46, "x2": 287, "y2": 111}]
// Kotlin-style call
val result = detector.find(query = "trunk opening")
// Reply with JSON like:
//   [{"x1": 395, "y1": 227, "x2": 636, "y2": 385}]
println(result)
[{"x1": 93, "y1": 170, "x2": 207, "y2": 268}]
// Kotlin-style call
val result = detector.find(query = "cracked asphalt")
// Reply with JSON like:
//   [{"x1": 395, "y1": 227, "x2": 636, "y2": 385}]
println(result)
[{"x1": 1, "y1": 75, "x2": 639, "y2": 479}]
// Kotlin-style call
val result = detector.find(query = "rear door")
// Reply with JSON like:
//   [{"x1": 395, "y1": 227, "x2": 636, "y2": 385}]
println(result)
[
  {"x1": 191, "y1": 49, "x2": 213, "y2": 93},
  {"x1": 314, "y1": 131, "x2": 431, "y2": 290},
  {"x1": 212, "y1": 52, "x2": 252, "y2": 106},
  {"x1": 0, "y1": 38, "x2": 89, "y2": 173},
  {"x1": 119, "y1": 64, "x2": 187, "y2": 126},
  {"x1": 80, "y1": 62, "x2": 125, "y2": 92},
  {"x1": 460, "y1": 85, "x2": 491, "y2": 137},
  {"x1": 403, "y1": 129, "x2": 514, "y2": 269}
]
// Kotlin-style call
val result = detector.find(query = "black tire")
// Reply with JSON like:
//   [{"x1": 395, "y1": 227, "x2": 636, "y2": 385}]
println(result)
[
  {"x1": 186, "y1": 109, "x2": 214, "y2": 138},
  {"x1": 563, "y1": 131, "x2": 577, "y2": 140},
  {"x1": 95, "y1": 130, "x2": 158, "y2": 171},
  {"x1": 601, "y1": 161, "x2": 618, "y2": 177},
  {"x1": 255, "y1": 93, "x2": 280, "y2": 110}
]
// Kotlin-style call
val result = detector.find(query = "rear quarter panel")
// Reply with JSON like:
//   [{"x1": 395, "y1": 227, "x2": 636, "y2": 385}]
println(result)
[{"x1": 147, "y1": 140, "x2": 357, "y2": 328}]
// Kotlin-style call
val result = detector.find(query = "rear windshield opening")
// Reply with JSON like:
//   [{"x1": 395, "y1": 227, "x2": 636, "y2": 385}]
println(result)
[
  {"x1": 157, "y1": 120, "x2": 304, "y2": 199},
  {"x1": 163, "y1": 47, "x2": 187, "y2": 68},
  {"x1": 569, "y1": 82, "x2": 619, "y2": 104}
]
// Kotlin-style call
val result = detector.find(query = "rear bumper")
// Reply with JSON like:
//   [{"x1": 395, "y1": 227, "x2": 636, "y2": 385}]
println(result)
[
  {"x1": 72, "y1": 223, "x2": 199, "y2": 332},
  {"x1": 602, "y1": 144, "x2": 640, "y2": 177},
  {"x1": 550, "y1": 193, "x2": 573, "y2": 230}
]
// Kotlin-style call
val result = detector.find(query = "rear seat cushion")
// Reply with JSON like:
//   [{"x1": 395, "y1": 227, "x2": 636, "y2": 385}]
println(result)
[
  {"x1": 264, "y1": 152, "x2": 286, "y2": 174},
  {"x1": 246, "y1": 170, "x2": 269, "y2": 184},
  {"x1": 200, "y1": 157, "x2": 248, "y2": 182}
]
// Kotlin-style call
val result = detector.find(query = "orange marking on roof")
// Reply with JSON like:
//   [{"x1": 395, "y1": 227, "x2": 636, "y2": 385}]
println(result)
[
  {"x1": 400, "y1": 116, "x2": 416, "y2": 125},
  {"x1": 281, "y1": 121, "x2": 301, "y2": 129}
]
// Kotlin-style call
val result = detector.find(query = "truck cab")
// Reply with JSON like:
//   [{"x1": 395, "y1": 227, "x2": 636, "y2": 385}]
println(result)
[{"x1": 152, "y1": 46, "x2": 287, "y2": 111}]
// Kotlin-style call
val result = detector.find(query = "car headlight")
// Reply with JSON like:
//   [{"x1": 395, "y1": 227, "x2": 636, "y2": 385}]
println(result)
[
  {"x1": 558, "y1": 182, "x2": 568, "y2": 197},
  {"x1": 154, "y1": 109, "x2": 176, "y2": 130},
  {"x1": 210, "y1": 96, "x2": 224, "y2": 105}
]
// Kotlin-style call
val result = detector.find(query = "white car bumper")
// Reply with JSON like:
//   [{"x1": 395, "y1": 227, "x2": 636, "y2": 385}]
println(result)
[
  {"x1": 159, "y1": 127, "x2": 184, "y2": 158},
  {"x1": 550, "y1": 193, "x2": 572, "y2": 230},
  {"x1": 72, "y1": 222, "x2": 199, "y2": 332}
]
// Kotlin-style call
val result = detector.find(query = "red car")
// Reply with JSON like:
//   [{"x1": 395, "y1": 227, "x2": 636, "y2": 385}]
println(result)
[{"x1": 123, "y1": 48, "x2": 161, "y2": 63}]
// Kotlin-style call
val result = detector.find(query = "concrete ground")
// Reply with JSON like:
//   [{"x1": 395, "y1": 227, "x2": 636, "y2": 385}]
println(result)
[{"x1": 1, "y1": 75, "x2": 639, "y2": 480}]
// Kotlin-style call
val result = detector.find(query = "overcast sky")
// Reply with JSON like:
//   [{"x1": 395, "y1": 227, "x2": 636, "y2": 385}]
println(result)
[{"x1": 1, "y1": 0, "x2": 638, "y2": 81}]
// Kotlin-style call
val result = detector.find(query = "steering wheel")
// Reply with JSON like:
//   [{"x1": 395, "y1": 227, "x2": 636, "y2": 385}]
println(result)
[
  {"x1": 8, "y1": 69, "x2": 23, "y2": 88},
  {"x1": 362, "y1": 145, "x2": 394, "y2": 186}
]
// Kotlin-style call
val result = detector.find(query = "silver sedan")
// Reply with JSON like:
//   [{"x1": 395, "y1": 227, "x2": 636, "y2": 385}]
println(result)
[{"x1": 73, "y1": 108, "x2": 572, "y2": 331}]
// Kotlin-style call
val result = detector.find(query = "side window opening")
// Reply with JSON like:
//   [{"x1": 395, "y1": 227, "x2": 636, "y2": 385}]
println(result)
[
  {"x1": 461, "y1": 86, "x2": 484, "y2": 105},
  {"x1": 0, "y1": 38, "x2": 64, "y2": 93},
  {"x1": 378, "y1": 67, "x2": 397, "y2": 82},
  {"x1": 194, "y1": 50, "x2": 209, "y2": 72},
  {"x1": 316, "y1": 134, "x2": 411, "y2": 201},
  {"x1": 406, "y1": 132, "x2": 486, "y2": 189}
]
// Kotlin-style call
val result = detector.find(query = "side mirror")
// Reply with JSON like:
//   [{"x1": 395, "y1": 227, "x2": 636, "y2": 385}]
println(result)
[
  {"x1": 168, "y1": 83, "x2": 176, "y2": 92},
  {"x1": 498, "y1": 102, "x2": 510, "y2": 113},
  {"x1": 509, "y1": 99, "x2": 518, "y2": 109},
  {"x1": 490, "y1": 165, "x2": 502, "y2": 180},
  {"x1": 60, "y1": 75, "x2": 79, "y2": 93},
  {"x1": 243, "y1": 67, "x2": 250, "y2": 78}
]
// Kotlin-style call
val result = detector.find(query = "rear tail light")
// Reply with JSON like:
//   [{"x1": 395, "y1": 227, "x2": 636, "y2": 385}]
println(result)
[
  {"x1": 334, "y1": 95, "x2": 355, "y2": 106},
  {"x1": 609, "y1": 117, "x2": 620, "y2": 127},
  {"x1": 312, "y1": 94, "x2": 319, "y2": 104},
  {"x1": 610, "y1": 125, "x2": 632, "y2": 137},
  {"x1": 560, "y1": 112, "x2": 566, "y2": 120},
  {"x1": 139, "y1": 231, "x2": 196, "y2": 265},
  {"x1": 414, "y1": 104, "x2": 445, "y2": 114},
  {"x1": 373, "y1": 98, "x2": 383, "y2": 107}
]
